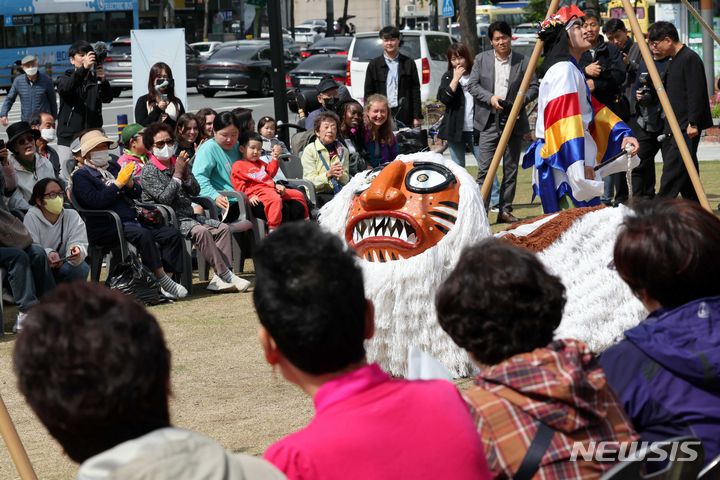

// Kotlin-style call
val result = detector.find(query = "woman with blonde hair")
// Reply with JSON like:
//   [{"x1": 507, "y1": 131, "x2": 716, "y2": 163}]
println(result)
[{"x1": 363, "y1": 94, "x2": 398, "y2": 168}]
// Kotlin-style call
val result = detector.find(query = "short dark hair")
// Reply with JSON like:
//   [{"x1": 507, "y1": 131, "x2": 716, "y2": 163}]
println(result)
[
  {"x1": 582, "y1": 11, "x2": 601, "y2": 24},
  {"x1": 488, "y1": 21, "x2": 512, "y2": 40},
  {"x1": 231, "y1": 107, "x2": 254, "y2": 132},
  {"x1": 142, "y1": 121, "x2": 175, "y2": 150},
  {"x1": 213, "y1": 111, "x2": 241, "y2": 133},
  {"x1": 29, "y1": 177, "x2": 63, "y2": 207},
  {"x1": 28, "y1": 111, "x2": 49, "y2": 128},
  {"x1": 239, "y1": 130, "x2": 263, "y2": 147},
  {"x1": 253, "y1": 222, "x2": 367, "y2": 374},
  {"x1": 257, "y1": 116, "x2": 275, "y2": 133},
  {"x1": 614, "y1": 199, "x2": 720, "y2": 309},
  {"x1": 603, "y1": 18, "x2": 627, "y2": 34},
  {"x1": 648, "y1": 21, "x2": 679, "y2": 43},
  {"x1": 13, "y1": 283, "x2": 171, "y2": 463},
  {"x1": 313, "y1": 110, "x2": 340, "y2": 132},
  {"x1": 436, "y1": 239, "x2": 566, "y2": 365},
  {"x1": 69, "y1": 40, "x2": 93, "y2": 57},
  {"x1": 379, "y1": 26, "x2": 401, "y2": 39}
]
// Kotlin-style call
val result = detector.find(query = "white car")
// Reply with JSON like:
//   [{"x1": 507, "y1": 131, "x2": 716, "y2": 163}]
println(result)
[
  {"x1": 190, "y1": 41, "x2": 222, "y2": 59},
  {"x1": 512, "y1": 23, "x2": 538, "y2": 45},
  {"x1": 346, "y1": 31, "x2": 454, "y2": 108},
  {"x1": 293, "y1": 25, "x2": 326, "y2": 45}
]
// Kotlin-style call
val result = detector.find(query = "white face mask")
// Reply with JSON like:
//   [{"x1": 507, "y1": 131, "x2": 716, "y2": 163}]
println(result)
[
  {"x1": 24, "y1": 67, "x2": 38, "y2": 77},
  {"x1": 40, "y1": 128, "x2": 56, "y2": 142},
  {"x1": 152, "y1": 144, "x2": 174, "y2": 161},
  {"x1": 89, "y1": 151, "x2": 110, "y2": 168}
]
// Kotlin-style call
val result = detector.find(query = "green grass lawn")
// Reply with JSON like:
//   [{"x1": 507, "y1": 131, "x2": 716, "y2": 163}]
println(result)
[{"x1": 0, "y1": 161, "x2": 719, "y2": 478}]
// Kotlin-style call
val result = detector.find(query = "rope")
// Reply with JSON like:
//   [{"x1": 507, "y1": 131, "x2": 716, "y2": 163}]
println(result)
[{"x1": 625, "y1": 146, "x2": 634, "y2": 199}]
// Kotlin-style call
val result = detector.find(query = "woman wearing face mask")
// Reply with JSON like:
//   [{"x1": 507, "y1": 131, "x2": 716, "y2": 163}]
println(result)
[
  {"x1": 175, "y1": 113, "x2": 200, "y2": 159},
  {"x1": 24, "y1": 178, "x2": 89, "y2": 283},
  {"x1": 6, "y1": 121, "x2": 57, "y2": 213},
  {"x1": 141, "y1": 122, "x2": 250, "y2": 293},
  {"x1": 363, "y1": 94, "x2": 398, "y2": 168},
  {"x1": 71, "y1": 130, "x2": 188, "y2": 299},
  {"x1": 134, "y1": 62, "x2": 186, "y2": 128}
]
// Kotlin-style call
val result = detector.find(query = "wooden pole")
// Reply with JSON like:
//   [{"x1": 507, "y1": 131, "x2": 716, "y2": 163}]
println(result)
[
  {"x1": 680, "y1": 0, "x2": 720, "y2": 47},
  {"x1": 620, "y1": 0, "x2": 711, "y2": 211},
  {"x1": 479, "y1": 0, "x2": 561, "y2": 201},
  {"x1": 0, "y1": 395, "x2": 37, "y2": 480}
]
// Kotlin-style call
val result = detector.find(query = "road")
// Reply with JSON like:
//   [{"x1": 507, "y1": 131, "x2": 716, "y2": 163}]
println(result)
[{"x1": 0, "y1": 87, "x2": 292, "y2": 142}]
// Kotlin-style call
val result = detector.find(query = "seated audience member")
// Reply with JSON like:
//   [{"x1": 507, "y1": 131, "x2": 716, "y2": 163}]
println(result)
[
  {"x1": 436, "y1": 238, "x2": 638, "y2": 478},
  {"x1": 363, "y1": 94, "x2": 398, "y2": 168},
  {"x1": 29, "y1": 111, "x2": 61, "y2": 178},
  {"x1": 117, "y1": 123, "x2": 148, "y2": 178},
  {"x1": 192, "y1": 112, "x2": 244, "y2": 222},
  {"x1": 0, "y1": 167, "x2": 55, "y2": 333},
  {"x1": 304, "y1": 78, "x2": 341, "y2": 131},
  {"x1": 254, "y1": 222, "x2": 492, "y2": 480},
  {"x1": 6, "y1": 121, "x2": 56, "y2": 212},
  {"x1": 71, "y1": 130, "x2": 188, "y2": 299},
  {"x1": 232, "y1": 107, "x2": 255, "y2": 133},
  {"x1": 301, "y1": 111, "x2": 349, "y2": 207},
  {"x1": 231, "y1": 132, "x2": 308, "y2": 232},
  {"x1": 24, "y1": 178, "x2": 89, "y2": 283},
  {"x1": 13, "y1": 282, "x2": 286, "y2": 479},
  {"x1": 257, "y1": 116, "x2": 288, "y2": 181},
  {"x1": 337, "y1": 100, "x2": 368, "y2": 176},
  {"x1": 140, "y1": 122, "x2": 250, "y2": 293},
  {"x1": 176, "y1": 113, "x2": 200, "y2": 158},
  {"x1": 196, "y1": 107, "x2": 217, "y2": 142},
  {"x1": 600, "y1": 199, "x2": 720, "y2": 466}
]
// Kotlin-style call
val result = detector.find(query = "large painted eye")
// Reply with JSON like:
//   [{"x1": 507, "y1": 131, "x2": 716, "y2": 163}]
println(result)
[
  {"x1": 407, "y1": 169, "x2": 447, "y2": 190},
  {"x1": 355, "y1": 168, "x2": 383, "y2": 194}
]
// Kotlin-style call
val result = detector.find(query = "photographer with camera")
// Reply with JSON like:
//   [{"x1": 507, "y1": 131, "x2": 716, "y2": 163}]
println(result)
[
  {"x1": 629, "y1": 52, "x2": 669, "y2": 199},
  {"x1": 135, "y1": 62, "x2": 186, "y2": 129},
  {"x1": 56, "y1": 41, "x2": 113, "y2": 147},
  {"x1": 468, "y1": 21, "x2": 538, "y2": 223}
]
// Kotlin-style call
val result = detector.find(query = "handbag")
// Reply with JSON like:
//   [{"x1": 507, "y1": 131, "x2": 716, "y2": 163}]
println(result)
[
  {"x1": 0, "y1": 209, "x2": 32, "y2": 249},
  {"x1": 105, "y1": 253, "x2": 163, "y2": 305},
  {"x1": 135, "y1": 205, "x2": 163, "y2": 226}
]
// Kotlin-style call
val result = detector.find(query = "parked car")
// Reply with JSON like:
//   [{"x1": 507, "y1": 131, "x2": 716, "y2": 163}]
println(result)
[
  {"x1": 346, "y1": 30, "x2": 453, "y2": 104},
  {"x1": 191, "y1": 41, "x2": 222, "y2": 58},
  {"x1": 104, "y1": 36, "x2": 203, "y2": 97},
  {"x1": 300, "y1": 36, "x2": 353, "y2": 58},
  {"x1": 196, "y1": 40, "x2": 300, "y2": 98},
  {"x1": 286, "y1": 54, "x2": 347, "y2": 95},
  {"x1": 293, "y1": 25, "x2": 326, "y2": 45},
  {"x1": 512, "y1": 23, "x2": 537, "y2": 44}
]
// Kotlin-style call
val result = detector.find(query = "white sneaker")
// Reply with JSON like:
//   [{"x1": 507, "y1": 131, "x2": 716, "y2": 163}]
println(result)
[
  {"x1": 206, "y1": 275, "x2": 235, "y2": 292},
  {"x1": 228, "y1": 273, "x2": 251, "y2": 293},
  {"x1": 13, "y1": 311, "x2": 27, "y2": 334}
]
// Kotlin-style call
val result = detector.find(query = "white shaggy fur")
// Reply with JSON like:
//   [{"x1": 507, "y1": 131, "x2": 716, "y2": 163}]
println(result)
[
  {"x1": 320, "y1": 153, "x2": 491, "y2": 376},
  {"x1": 320, "y1": 153, "x2": 646, "y2": 376}
]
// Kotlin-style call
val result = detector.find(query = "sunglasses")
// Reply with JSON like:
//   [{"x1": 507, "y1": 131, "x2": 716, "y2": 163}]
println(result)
[{"x1": 153, "y1": 139, "x2": 175, "y2": 148}]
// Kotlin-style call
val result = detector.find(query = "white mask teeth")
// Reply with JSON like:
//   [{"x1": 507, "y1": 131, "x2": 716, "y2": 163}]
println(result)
[{"x1": 353, "y1": 216, "x2": 419, "y2": 245}]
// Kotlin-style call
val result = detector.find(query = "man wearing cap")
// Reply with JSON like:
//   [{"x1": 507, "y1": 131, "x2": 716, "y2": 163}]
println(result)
[
  {"x1": 0, "y1": 55, "x2": 57, "y2": 126},
  {"x1": 6, "y1": 121, "x2": 57, "y2": 213},
  {"x1": 304, "y1": 78, "x2": 341, "y2": 133},
  {"x1": 364, "y1": 26, "x2": 423, "y2": 128},
  {"x1": 117, "y1": 123, "x2": 148, "y2": 179}
]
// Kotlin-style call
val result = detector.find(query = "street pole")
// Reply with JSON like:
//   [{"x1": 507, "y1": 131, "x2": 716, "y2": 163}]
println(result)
[
  {"x1": 381, "y1": 0, "x2": 391, "y2": 28},
  {"x1": 267, "y1": 0, "x2": 290, "y2": 145},
  {"x1": 326, "y1": 0, "x2": 335, "y2": 37}
]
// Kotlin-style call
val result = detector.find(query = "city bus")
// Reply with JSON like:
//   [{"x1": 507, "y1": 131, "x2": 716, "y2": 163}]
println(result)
[
  {"x1": 476, "y1": 4, "x2": 528, "y2": 27},
  {"x1": 605, "y1": 0, "x2": 655, "y2": 34},
  {"x1": 0, "y1": 0, "x2": 139, "y2": 89}
]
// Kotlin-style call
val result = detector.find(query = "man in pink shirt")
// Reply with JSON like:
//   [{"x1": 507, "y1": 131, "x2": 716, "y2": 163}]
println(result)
[{"x1": 253, "y1": 222, "x2": 492, "y2": 480}]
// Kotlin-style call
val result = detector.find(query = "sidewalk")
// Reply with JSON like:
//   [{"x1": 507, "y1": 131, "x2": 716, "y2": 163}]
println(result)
[{"x1": 461, "y1": 141, "x2": 720, "y2": 167}]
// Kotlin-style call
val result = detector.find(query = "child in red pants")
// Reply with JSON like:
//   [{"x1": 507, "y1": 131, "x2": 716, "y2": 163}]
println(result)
[{"x1": 231, "y1": 132, "x2": 309, "y2": 231}]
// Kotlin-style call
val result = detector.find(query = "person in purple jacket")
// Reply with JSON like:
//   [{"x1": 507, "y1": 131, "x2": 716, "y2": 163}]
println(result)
[{"x1": 600, "y1": 199, "x2": 720, "y2": 467}]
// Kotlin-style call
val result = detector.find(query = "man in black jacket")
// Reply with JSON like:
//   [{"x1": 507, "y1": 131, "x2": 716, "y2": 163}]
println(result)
[
  {"x1": 649, "y1": 21, "x2": 712, "y2": 201},
  {"x1": 56, "y1": 41, "x2": 113, "y2": 147},
  {"x1": 604, "y1": 18, "x2": 641, "y2": 115},
  {"x1": 363, "y1": 26, "x2": 422, "y2": 128}
]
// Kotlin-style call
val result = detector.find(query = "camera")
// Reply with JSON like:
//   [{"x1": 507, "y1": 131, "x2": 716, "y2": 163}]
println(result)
[
  {"x1": 637, "y1": 72, "x2": 653, "y2": 104},
  {"x1": 91, "y1": 41, "x2": 108, "y2": 65}
]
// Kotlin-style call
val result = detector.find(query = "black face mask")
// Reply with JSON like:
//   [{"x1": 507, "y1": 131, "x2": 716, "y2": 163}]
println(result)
[{"x1": 323, "y1": 96, "x2": 338, "y2": 111}]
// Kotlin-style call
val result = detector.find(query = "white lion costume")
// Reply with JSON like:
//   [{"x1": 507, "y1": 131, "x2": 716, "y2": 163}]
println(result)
[{"x1": 320, "y1": 153, "x2": 644, "y2": 377}]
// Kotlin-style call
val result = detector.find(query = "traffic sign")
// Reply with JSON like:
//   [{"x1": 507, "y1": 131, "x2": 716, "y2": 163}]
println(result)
[{"x1": 441, "y1": 0, "x2": 455, "y2": 17}]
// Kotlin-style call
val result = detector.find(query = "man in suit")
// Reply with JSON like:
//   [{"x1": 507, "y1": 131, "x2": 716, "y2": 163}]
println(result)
[
  {"x1": 468, "y1": 21, "x2": 538, "y2": 223},
  {"x1": 364, "y1": 26, "x2": 422, "y2": 128}
]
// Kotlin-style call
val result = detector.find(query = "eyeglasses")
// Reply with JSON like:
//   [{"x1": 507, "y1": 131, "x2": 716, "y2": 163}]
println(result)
[
  {"x1": 43, "y1": 192, "x2": 63, "y2": 199},
  {"x1": 649, "y1": 38, "x2": 668, "y2": 49},
  {"x1": 153, "y1": 139, "x2": 175, "y2": 148}
]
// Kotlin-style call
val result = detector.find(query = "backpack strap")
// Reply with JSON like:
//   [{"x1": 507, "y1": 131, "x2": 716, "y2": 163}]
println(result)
[{"x1": 513, "y1": 422, "x2": 555, "y2": 480}]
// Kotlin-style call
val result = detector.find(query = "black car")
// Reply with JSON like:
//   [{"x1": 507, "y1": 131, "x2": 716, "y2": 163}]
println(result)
[
  {"x1": 300, "y1": 36, "x2": 353, "y2": 59},
  {"x1": 286, "y1": 54, "x2": 347, "y2": 95},
  {"x1": 196, "y1": 41, "x2": 300, "y2": 98}
]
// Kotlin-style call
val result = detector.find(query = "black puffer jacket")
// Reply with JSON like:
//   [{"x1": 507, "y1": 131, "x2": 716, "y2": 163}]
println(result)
[
  {"x1": 579, "y1": 36, "x2": 626, "y2": 108},
  {"x1": 56, "y1": 67, "x2": 113, "y2": 147}
]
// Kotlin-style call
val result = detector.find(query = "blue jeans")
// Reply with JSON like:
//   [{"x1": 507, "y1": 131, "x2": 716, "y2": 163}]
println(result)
[
  {"x1": 0, "y1": 244, "x2": 55, "y2": 312},
  {"x1": 54, "y1": 261, "x2": 90, "y2": 284}
]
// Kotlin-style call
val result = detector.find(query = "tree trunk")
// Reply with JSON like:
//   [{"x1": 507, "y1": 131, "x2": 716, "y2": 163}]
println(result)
[
  {"x1": 459, "y1": 0, "x2": 478, "y2": 57},
  {"x1": 395, "y1": 0, "x2": 401, "y2": 28},
  {"x1": 203, "y1": 0, "x2": 209, "y2": 41}
]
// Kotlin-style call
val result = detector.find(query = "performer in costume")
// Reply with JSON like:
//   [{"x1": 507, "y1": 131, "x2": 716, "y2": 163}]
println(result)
[{"x1": 523, "y1": 6, "x2": 639, "y2": 214}]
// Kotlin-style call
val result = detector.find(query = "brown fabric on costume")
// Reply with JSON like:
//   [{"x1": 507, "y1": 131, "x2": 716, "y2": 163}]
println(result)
[{"x1": 498, "y1": 206, "x2": 605, "y2": 253}]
